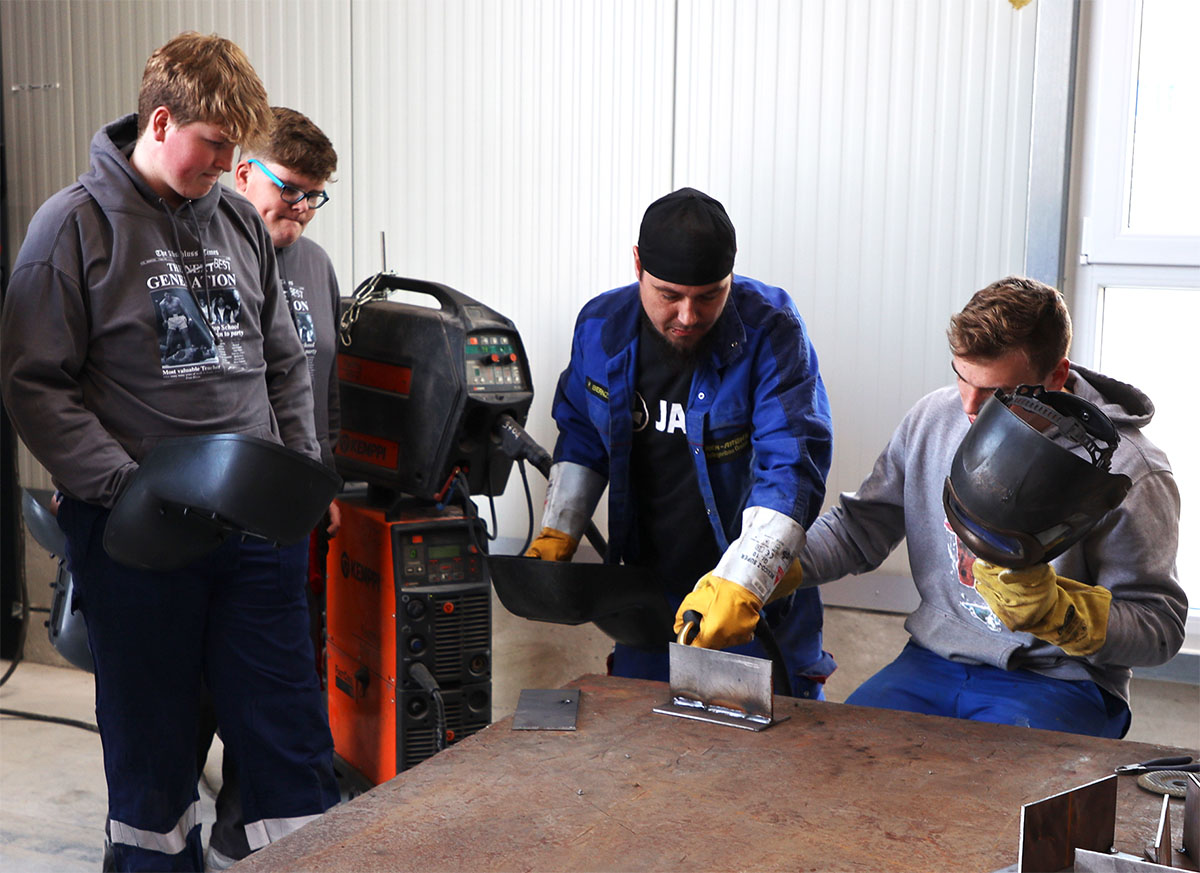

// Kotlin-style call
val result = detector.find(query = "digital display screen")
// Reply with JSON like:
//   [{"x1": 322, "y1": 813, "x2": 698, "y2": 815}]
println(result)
[{"x1": 427, "y1": 544, "x2": 461, "y2": 559}]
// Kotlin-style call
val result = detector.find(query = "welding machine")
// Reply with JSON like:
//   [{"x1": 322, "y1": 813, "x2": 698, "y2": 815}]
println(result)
[
  {"x1": 326, "y1": 275, "x2": 535, "y2": 787},
  {"x1": 335, "y1": 273, "x2": 533, "y2": 500}
]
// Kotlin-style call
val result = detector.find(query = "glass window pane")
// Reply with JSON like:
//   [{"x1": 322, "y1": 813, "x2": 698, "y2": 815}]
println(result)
[
  {"x1": 1097, "y1": 286, "x2": 1197, "y2": 614},
  {"x1": 1126, "y1": 0, "x2": 1200, "y2": 235}
]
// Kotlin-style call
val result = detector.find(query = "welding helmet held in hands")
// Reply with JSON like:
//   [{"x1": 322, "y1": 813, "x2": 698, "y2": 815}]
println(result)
[{"x1": 943, "y1": 385, "x2": 1132, "y2": 569}]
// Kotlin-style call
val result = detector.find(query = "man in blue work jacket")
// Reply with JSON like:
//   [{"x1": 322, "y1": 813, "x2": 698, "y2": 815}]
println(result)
[{"x1": 527, "y1": 187, "x2": 836, "y2": 696}]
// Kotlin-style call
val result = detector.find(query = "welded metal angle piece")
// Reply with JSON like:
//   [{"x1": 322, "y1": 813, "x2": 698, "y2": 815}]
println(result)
[
  {"x1": 1184, "y1": 774, "x2": 1199, "y2": 860},
  {"x1": 653, "y1": 642, "x2": 788, "y2": 732},
  {"x1": 1018, "y1": 774, "x2": 1117, "y2": 873},
  {"x1": 1149, "y1": 793, "x2": 1173, "y2": 866}
]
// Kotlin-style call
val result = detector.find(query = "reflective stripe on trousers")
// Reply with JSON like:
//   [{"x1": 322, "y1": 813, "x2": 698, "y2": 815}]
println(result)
[
  {"x1": 244, "y1": 814, "x2": 323, "y2": 851},
  {"x1": 109, "y1": 801, "x2": 200, "y2": 856}
]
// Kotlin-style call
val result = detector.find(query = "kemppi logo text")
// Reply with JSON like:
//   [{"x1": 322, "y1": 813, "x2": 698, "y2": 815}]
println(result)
[
  {"x1": 340, "y1": 552, "x2": 381, "y2": 588},
  {"x1": 339, "y1": 434, "x2": 386, "y2": 461}
]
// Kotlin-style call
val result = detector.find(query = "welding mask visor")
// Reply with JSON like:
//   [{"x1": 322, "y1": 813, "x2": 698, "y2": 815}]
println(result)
[{"x1": 942, "y1": 385, "x2": 1132, "y2": 569}]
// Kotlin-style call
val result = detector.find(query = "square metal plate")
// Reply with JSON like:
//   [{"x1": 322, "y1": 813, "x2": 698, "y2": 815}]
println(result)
[{"x1": 511, "y1": 689, "x2": 580, "y2": 731}]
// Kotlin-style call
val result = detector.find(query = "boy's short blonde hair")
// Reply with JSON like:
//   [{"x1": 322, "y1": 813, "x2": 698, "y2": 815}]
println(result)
[{"x1": 138, "y1": 32, "x2": 272, "y2": 150}]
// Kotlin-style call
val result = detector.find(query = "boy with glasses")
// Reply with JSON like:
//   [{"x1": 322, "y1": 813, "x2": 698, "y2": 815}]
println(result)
[{"x1": 197, "y1": 106, "x2": 343, "y2": 870}]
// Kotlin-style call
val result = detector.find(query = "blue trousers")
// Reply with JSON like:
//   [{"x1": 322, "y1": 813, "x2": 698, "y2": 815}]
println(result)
[
  {"x1": 611, "y1": 589, "x2": 836, "y2": 701},
  {"x1": 846, "y1": 641, "x2": 1131, "y2": 738},
  {"x1": 59, "y1": 498, "x2": 339, "y2": 872}
]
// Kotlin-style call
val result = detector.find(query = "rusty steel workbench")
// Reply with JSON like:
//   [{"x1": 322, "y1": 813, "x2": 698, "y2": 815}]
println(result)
[{"x1": 238, "y1": 674, "x2": 1194, "y2": 872}]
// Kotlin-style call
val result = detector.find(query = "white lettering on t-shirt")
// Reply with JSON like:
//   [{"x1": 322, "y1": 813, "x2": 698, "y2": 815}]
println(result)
[{"x1": 654, "y1": 400, "x2": 686, "y2": 434}]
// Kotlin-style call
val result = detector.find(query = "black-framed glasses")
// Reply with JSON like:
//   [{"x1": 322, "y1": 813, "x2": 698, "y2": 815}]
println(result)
[{"x1": 248, "y1": 159, "x2": 329, "y2": 209}]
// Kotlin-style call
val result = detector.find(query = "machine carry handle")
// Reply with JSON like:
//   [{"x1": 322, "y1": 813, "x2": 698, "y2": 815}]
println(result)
[{"x1": 340, "y1": 272, "x2": 481, "y2": 345}]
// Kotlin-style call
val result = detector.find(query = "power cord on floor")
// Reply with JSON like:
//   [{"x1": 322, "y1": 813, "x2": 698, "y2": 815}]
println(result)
[{"x1": 0, "y1": 707, "x2": 99, "y2": 733}]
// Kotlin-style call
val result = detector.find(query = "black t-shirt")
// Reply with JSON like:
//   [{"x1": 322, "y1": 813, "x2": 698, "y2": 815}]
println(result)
[{"x1": 629, "y1": 315, "x2": 721, "y2": 596}]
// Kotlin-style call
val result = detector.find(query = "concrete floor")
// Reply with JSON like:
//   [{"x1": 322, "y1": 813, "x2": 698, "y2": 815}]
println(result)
[{"x1": 2, "y1": 600, "x2": 1197, "y2": 871}]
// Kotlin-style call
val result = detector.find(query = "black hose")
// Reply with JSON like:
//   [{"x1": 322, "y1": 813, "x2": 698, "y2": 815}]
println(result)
[
  {"x1": 753, "y1": 614, "x2": 794, "y2": 698},
  {"x1": 408, "y1": 662, "x2": 446, "y2": 753},
  {"x1": 494, "y1": 414, "x2": 608, "y2": 559},
  {"x1": 0, "y1": 708, "x2": 99, "y2": 733},
  {"x1": 517, "y1": 459, "x2": 534, "y2": 555}
]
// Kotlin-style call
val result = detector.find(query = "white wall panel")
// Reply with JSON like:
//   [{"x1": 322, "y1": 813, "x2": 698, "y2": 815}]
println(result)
[
  {"x1": 673, "y1": 0, "x2": 1036, "y2": 579},
  {"x1": 349, "y1": 0, "x2": 676, "y2": 537}
]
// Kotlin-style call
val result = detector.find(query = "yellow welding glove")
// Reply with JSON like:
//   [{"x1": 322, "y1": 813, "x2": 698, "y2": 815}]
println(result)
[
  {"x1": 766, "y1": 559, "x2": 805, "y2": 604},
  {"x1": 525, "y1": 526, "x2": 579, "y2": 562},
  {"x1": 972, "y1": 561, "x2": 1113, "y2": 656},
  {"x1": 673, "y1": 573, "x2": 763, "y2": 650}
]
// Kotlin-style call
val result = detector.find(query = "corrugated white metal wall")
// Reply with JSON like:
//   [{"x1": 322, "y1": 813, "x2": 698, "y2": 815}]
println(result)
[
  {"x1": 671, "y1": 0, "x2": 1036, "y2": 579},
  {"x1": 3, "y1": 0, "x2": 1037, "y2": 570}
]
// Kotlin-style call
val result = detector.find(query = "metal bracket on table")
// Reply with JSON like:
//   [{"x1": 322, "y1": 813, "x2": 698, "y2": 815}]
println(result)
[
  {"x1": 653, "y1": 643, "x2": 789, "y2": 732},
  {"x1": 1018, "y1": 774, "x2": 1118, "y2": 872}
]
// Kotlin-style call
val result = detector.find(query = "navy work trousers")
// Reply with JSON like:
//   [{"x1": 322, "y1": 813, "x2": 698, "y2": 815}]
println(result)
[
  {"x1": 59, "y1": 497, "x2": 339, "y2": 872},
  {"x1": 846, "y1": 641, "x2": 1131, "y2": 738}
]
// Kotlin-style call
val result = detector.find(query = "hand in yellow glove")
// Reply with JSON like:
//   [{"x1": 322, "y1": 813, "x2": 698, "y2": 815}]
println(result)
[
  {"x1": 766, "y1": 559, "x2": 804, "y2": 604},
  {"x1": 972, "y1": 560, "x2": 1112, "y2": 656},
  {"x1": 524, "y1": 526, "x2": 579, "y2": 562},
  {"x1": 673, "y1": 573, "x2": 763, "y2": 650}
]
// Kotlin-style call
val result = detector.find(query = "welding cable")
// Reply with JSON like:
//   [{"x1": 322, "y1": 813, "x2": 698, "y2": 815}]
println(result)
[
  {"x1": 752, "y1": 614, "x2": 794, "y2": 699},
  {"x1": 516, "y1": 459, "x2": 535, "y2": 556},
  {"x1": 454, "y1": 471, "x2": 497, "y2": 551},
  {"x1": 408, "y1": 662, "x2": 447, "y2": 753},
  {"x1": 0, "y1": 708, "x2": 99, "y2": 733}
]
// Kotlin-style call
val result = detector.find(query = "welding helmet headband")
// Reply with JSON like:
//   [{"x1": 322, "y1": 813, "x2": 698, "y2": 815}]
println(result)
[{"x1": 942, "y1": 385, "x2": 1132, "y2": 569}]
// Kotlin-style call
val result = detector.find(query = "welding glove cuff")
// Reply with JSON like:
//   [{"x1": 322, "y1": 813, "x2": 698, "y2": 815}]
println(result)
[
  {"x1": 712, "y1": 506, "x2": 807, "y2": 604},
  {"x1": 673, "y1": 507, "x2": 807, "y2": 648},
  {"x1": 674, "y1": 573, "x2": 764, "y2": 650},
  {"x1": 972, "y1": 560, "x2": 1113, "y2": 656},
  {"x1": 538, "y1": 461, "x2": 606, "y2": 544}
]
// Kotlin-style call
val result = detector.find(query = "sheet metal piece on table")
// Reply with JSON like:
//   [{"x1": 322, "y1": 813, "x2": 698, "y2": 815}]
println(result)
[
  {"x1": 653, "y1": 642, "x2": 786, "y2": 732},
  {"x1": 512, "y1": 689, "x2": 580, "y2": 731},
  {"x1": 1019, "y1": 774, "x2": 1118, "y2": 873},
  {"x1": 1185, "y1": 774, "x2": 1199, "y2": 859},
  {"x1": 1074, "y1": 849, "x2": 1178, "y2": 872}
]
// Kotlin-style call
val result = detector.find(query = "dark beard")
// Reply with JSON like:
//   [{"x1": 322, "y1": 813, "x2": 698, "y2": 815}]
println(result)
[{"x1": 638, "y1": 309, "x2": 712, "y2": 363}]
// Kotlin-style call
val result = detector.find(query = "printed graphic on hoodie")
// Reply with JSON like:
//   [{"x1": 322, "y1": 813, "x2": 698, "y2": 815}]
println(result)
[
  {"x1": 944, "y1": 517, "x2": 1004, "y2": 631},
  {"x1": 144, "y1": 247, "x2": 249, "y2": 380},
  {"x1": 283, "y1": 277, "x2": 317, "y2": 378}
]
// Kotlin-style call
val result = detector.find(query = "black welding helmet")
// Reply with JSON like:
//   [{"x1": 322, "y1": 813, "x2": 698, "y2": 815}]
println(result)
[
  {"x1": 943, "y1": 385, "x2": 1132, "y2": 569},
  {"x1": 103, "y1": 433, "x2": 341, "y2": 572}
]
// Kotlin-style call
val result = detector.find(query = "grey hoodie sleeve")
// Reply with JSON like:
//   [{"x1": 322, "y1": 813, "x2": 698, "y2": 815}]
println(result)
[
  {"x1": 258, "y1": 245, "x2": 320, "y2": 462},
  {"x1": 2, "y1": 255, "x2": 139, "y2": 506},
  {"x1": 801, "y1": 416, "x2": 910, "y2": 583},
  {"x1": 1058, "y1": 468, "x2": 1186, "y2": 668}
]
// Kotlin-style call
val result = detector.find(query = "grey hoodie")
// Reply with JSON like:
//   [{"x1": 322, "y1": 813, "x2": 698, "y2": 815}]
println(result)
[
  {"x1": 801, "y1": 365, "x2": 1186, "y2": 704},
  {"x1": 276, "y1": 235, "x2": 340, "y2": 469},
  {"x1": 1, "y1": 114, "x2": 318, "y2": 507}
]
